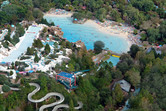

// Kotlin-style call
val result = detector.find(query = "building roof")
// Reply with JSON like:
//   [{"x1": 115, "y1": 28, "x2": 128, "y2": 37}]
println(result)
[
  {"x1": 146, "y1": 47, "x2": 152, "y2": 53},
  {"x1": 114, "y1": 79, "x2": 131, "y2": 92},
  {"x1": 146, "y1": 47, "x2": 162, "y2": 55},
  {"x1": 58, "y1": 72, "x2": 74, "y2": 79},
  {"x1": 155, "y1": 50, "x2": 162, "y2": 55}
]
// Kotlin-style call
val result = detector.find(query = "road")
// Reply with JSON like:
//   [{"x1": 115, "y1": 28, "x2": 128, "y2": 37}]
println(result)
[{"x1": 28, "y1": 83, "x2": 83, "y2": 111}]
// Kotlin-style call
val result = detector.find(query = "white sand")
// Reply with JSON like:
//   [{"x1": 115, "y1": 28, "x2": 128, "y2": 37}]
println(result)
[
  {"x1": 44, "y1": 12, "x2": 73, "y2": 18},
  {"x1": 44, "y1": 13, "x2": 132, "y2": 51},
  {"x1": 85, "y1": 20, "x2": 132, "y2": 51}
]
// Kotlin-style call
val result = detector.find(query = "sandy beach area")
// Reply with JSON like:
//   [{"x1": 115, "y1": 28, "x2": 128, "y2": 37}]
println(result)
[
  {"x1": 44, "y1": 12, "x2": 73, "y2": 18},
  {"x1": 85, "y1": 20, "x2": 132, "y2": 50}
]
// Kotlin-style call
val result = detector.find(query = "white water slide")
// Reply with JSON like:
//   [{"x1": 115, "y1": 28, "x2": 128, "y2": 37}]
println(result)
[{"x1": 28, "y1": 83, "x2": 83, "y2": 111}]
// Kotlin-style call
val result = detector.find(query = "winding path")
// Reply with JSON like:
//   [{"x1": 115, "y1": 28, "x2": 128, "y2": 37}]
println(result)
[{"x1": 28, "y1": 83, "x2": 83, "y2": 111}]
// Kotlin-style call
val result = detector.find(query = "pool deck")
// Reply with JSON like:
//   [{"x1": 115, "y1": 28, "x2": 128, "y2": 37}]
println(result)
[{"x1": 93, "y1": 50, "x2": 121, "y2": 65}]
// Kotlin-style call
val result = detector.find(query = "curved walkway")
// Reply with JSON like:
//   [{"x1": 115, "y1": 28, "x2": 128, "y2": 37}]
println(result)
[{"x1": 28, "y1": 83, "x2": 83, "y2": 111}]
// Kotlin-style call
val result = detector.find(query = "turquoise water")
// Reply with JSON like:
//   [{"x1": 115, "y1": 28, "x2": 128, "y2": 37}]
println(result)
[
  {"x1": 107, "y1": 56, "x2": 120, "y2": 66},
  {"x1": 44, "y1": 16, "x2": 129, "y2": 53},
  {"x1": 42, "y1": 41, "x2": 54, "y2": 46}
]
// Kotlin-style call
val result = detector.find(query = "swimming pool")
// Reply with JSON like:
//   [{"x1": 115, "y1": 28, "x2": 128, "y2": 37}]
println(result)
[
  {"x1": 107, "y1": 56, "x2": 120, "y2": 66},
  {"x1": 2, "y1": 26, "x2": 41, "y2": 62},
  {"x1": 0, "y1": 29, "x2": 8, "y2": 41},
  {"x1": 42, "y1": 41, "x2": 54, "y2": 46},
  {"x1": 44, "y1": 16, "x2": 129, "y2": 54}
]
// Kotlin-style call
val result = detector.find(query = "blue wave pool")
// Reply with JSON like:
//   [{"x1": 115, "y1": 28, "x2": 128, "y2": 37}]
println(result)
[
  {"x1": 44, "y1": 16, "x2": 127, "y2": 65},
  {"x1": 44, "y1": 16, "x2": 129, "y2": 54}
]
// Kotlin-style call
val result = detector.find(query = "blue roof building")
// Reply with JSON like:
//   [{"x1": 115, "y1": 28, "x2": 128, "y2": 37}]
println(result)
[
  {"x1": 56, "y1": 72, "x2": 77, "y2": 90},
  {"x1": 113, "y1": 79, "x2": 131, "y2": 92}
]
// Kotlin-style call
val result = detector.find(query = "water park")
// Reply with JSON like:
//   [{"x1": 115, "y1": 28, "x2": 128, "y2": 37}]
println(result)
[
  {"x1": 43, "y1": 9, "x2": 143, "y2": 65},
  {"x1": 44, "y1": 9, "x2": 142, "y2": 49},
  {"x1": 43, "y1": 14, "x2": 130, "y2": 54}
]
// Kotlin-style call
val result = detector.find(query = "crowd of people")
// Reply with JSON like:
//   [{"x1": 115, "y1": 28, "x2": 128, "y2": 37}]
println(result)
[
  {"x1": 47, "y1": 9, "x2": 69, "y2": 15},
  {"x1": 95, "y1": 20, "x2": 142, "y2": 46},
  {"x1": 46, "y1": 8, "x2": 142, "y2": 46}
]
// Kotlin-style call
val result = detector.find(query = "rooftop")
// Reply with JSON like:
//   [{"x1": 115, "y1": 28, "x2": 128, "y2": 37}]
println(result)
[
  {"x1": 58, "y1": 72, "x2": 74, "y2": 79},
  {"x1": 114, "y1": 79, "x2": 131, "y2": 92}
]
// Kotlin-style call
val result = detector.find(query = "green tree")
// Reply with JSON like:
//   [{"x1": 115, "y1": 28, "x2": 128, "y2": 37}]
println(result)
[
  {"x1": 69, "y1": 99, "x2": 75, "y2": 111},
  {"x1": 25, "y1": 104, "x2": 34, "y2": 111},
  {"x1": 68, "y1": 63, "x2": 75, "y2": 72},
  {"x1": 9, "y1": 71, "x2": 13, "y2": 76},
  {"x1": 147, "y1": 28, "x2": 160, "y2": 43},
  {"x1": 96, "y1": 8, "x2": 107, "y2": 21},
  {"x1": 2, "y1": 84, "x2": 10, "y2": 92},
  {"x1": 129, "y1": 44, "x2": 140, "y2": 58},
  {"x1": 23, "y1": 0, "x2": 33, "y2": 9},
  {"x1": 131, "y1": 0, "x2": 154, "y2": 12},
  {"x1": 33, "y1": 8, "x2": 43, "y2": 21},
  {"x1": 34, "y1": 53, "x2": 40, "y2": 63},
  {"x1": 159, "y1": 20, "x2": 166, "y2": 43},
  {"x1": 25, "y1": 10, "x2": 34, "y2": 21},
  {"x1": 125, "y1": 6, "x2": 145, "y2": 25},
  {"x1": 15, "y1": 24, "x2": 25, "y2": 37},
  {"x1": 33, "y1": 39, "x2": 43, "y2": 48},
  {"x1": 110, "y1": 9, "x2": 122, "y2": 22},
  {"x1": 94, "y1": 41, "x2": 105, "y2": 54},
  {"x1": 0, "y1": 11, "x2": 10, "y2": 25},
  {"x1": 2, "y1": 4, "x2": 26, "y2": 20},
  {"x1": 112, "y1": 84, "x2": 124, "y2": 103},
  {"x1": 125, "y1": 68, "x2": 141, "y2": 87},
  {"x1": 44, "y1": 44, "x2": 50, "y2": 54},
  {"x1": 26, "y1": 47, "x2": 34, "y2": 55},
  {"x1": 0, "y1": 94, "x2": 5, "y2": 111}
]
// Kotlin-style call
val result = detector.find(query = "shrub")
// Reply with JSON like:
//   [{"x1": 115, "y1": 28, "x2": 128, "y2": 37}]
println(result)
[{"x1": 2, "y1": 84, "x2": 10, "y2": 92}]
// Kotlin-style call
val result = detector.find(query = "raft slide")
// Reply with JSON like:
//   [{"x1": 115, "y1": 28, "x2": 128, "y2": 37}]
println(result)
[
  {"x1": 28, "y1": 83, "x2": 83, "y2": 111},
  {"x1": 112, "y1": 54, "x2": 120, "y2": 58}
]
